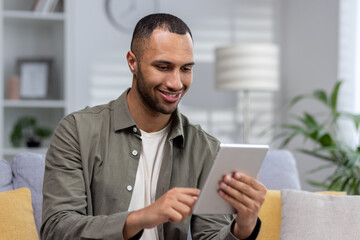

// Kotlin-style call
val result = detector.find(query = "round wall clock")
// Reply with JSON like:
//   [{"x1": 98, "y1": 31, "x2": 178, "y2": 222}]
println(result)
[{"x1": 104, "y1": 0, "x2": 160, "y2": 33}]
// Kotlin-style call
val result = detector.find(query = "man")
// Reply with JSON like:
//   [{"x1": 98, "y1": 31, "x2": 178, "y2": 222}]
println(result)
[{"x1": 41, "y1": 13, "x2": 266, "y2": 240}]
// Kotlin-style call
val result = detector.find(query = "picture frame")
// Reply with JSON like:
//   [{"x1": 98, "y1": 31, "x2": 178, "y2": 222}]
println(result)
[{"x1": 17, "y1": 58, "x2": 52, "y2": 99}]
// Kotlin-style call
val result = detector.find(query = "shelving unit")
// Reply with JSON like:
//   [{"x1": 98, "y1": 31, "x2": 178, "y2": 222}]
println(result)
[{"x1": 0, "y1": 0, "x2": 71, "y2": 160}]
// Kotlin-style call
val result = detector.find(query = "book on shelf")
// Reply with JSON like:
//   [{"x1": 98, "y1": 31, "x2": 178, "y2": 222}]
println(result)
[{"x1": 32, "y1": 0, "x2": 60, "y2": 13}]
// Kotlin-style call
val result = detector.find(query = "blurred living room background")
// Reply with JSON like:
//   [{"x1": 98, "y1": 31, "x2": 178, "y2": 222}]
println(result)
[{"x1": 0, "y1": 0, "x2": 359, "y2": 191}]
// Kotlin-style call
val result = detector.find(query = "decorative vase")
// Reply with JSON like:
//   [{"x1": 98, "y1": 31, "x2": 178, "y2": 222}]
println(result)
[{"x1": 7, "y1": 75, "x2": 20, "y2": 100}]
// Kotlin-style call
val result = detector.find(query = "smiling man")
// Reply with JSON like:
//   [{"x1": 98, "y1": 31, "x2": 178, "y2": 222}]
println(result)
[{"x1": 41, "y1": 13, "x2": 266, "y2": 240}]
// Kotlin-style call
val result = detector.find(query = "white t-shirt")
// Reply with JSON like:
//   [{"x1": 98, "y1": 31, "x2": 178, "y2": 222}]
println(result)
[{"x1": 127, "y1": 124, "x2": 171, "y2": 240}]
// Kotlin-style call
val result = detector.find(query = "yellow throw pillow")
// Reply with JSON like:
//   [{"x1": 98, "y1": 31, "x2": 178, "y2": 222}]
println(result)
[
  {"x1": 257, "y1": 190, "x2": 281, "y2": 240},
  {"x1": 0, "y1": 188, "x2": 38, "y2": 240},
  {"x1": 316, "y1": 191, "x2": 347, "y2": 195}
]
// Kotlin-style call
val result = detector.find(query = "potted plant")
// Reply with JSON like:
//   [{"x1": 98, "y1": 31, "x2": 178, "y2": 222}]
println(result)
[
  {"x1": 10, "y1": 116, "x2": 53, "y2": 148},
  {"x1": 276, "y1": 81, "x2": 360, "y2": 194}
]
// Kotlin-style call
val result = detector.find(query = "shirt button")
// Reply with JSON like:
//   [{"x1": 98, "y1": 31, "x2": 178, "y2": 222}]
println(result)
[
  {"x1": 127, "y1": 185, "x2": 133, "y2": 191},
  {"x1": 132, "y1": 127, "x2": 137, "y2": 133},
  {"x1": 132, "y1": 150, "x2": 138, "y2": 156}
]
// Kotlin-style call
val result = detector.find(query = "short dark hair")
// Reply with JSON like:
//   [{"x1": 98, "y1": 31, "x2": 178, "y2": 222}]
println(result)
[{"x1": 130, "y1": 13, "x2": 192, "y2": 58}]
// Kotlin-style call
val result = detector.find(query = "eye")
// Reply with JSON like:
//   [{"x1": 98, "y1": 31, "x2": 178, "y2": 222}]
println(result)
[
  {"x1": 182, "y1": 66, "x2": 193, "y2": 72},
  {"x1": 157, "y1": 65, "x2": 169, "y2": 71}
]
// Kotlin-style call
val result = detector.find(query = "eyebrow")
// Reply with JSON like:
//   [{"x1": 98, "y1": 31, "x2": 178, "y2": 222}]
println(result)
[{"x1": 152, "y1": 60, "x2": 195, "y2": 66}]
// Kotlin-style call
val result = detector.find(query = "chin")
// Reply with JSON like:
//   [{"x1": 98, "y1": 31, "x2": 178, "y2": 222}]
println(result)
[{"x1": 158, "y1": 105, "x2": 178, "y2": 115}]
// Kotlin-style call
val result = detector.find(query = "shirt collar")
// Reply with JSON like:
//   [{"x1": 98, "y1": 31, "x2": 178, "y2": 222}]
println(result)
[
  {"x1": 113, "y1": 88, "x2": 137, "y2": 131},
  {"x1": 169, "y1": 108, "x2": 185, "y2": 148},
  {"x1": 113, "y1": 88, "x2": 185, "y2": 147}
]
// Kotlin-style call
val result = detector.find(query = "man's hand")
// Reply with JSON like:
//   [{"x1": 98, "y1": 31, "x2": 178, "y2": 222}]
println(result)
[
  {"x1": 218, "y1": 172, "x2": 266, "y2": 239},
  {"x1": 123, "y1": 187, "x2": 200, "y2": 239}
]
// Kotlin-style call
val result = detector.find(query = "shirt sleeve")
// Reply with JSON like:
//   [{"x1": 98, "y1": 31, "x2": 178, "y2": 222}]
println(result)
[
  {"x1": 241, "y1": 218, "x2": 261, "y2": 240},
  {"x1": 191, "y1": 215, "x2": 261, "y2": 240},
  {"x1": 40, "y1": 115, "x2": 136, "y2": 240}
]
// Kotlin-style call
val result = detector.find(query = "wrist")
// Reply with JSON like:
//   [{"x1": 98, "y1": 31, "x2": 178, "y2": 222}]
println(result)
[
  {"x1": 233, "y1": 218, "x2": 262, "y2": 240},
  {"x1": 123, "y1": 210, "x2": 144, "y2": 239},
  {"x1": 233, "y1": 222, "x2": 253, "y2": 239}
]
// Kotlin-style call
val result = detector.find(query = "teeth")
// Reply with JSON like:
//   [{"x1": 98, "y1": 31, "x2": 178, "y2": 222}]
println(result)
[{"x1": 163, "y1": 91, "x2": 177, "y2": 98}]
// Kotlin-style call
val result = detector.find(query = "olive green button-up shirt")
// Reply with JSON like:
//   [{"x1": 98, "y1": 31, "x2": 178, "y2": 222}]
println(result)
[{"x1": 41, "y1": 89, "x2": 256, "y2": 240}]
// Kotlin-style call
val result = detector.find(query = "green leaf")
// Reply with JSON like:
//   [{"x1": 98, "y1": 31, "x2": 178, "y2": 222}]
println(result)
[
  {"x1": 308, "y1": 163, "x2": 334, "y2": 174},
  {"x1": 309, "y1": 130, "x2": 318, "y2": 140},
  {"x1": 34, "y1": 127, "x2": 52, "y2": 138},
  {"x1": 294, "y1": 115, "x2": 314, "y2": 131},
  {"x1": 353, "y1": 180, "x2": 360, "y2": 195},
  {"x1": 281, "y1": 124, "x2": 308, "y2": 135},
  {"x1": 330, "y1": 81, "x2": 342, "y2": 112},
  {"x1": 10, "y1": 124, "x2": 23, "y2": 148},
  {"x1": 341, "y1": 112, "x2": 360, "y2": 130},
  {"x1": 313, "y1": 90, "x2": 328, "y2": 106},
  {"x1": 278, "y1": 132, "x2": 298, "y2": 148},
  {"x1": 306, "y1": 180, "x2": 329, "y2": 189},
  {"x1": 346, "y1": 177, "x2": 360, "y2": 195},
  {"x1": 329, "y1": 173, "x2": 347, "y2": 190},
  {"x1": 341, "y1": 176, "x2": 352, "y2": 191},
  {"x1": 318, "y1": 133, "x2": 334, "y2": 147},
  {"x1": 297, "y1": 149, "x2": 336, "y2": 162},
  {"x1": 304, "y1": 112, "x2": 319, "y2": 128},
  {"x1": 289, "y1": 94, "x2": 308, "y2": 108}
]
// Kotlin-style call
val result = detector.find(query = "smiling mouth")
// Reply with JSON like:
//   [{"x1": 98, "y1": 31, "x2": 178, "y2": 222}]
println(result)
[{"x1": 159, "y1": 89, "x2": 182, "y2": 101}]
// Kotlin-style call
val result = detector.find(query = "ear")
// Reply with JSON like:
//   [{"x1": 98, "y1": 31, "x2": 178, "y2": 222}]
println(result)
[{"x1": 126, "y1": 51, "x2": 138, "y2": 74}]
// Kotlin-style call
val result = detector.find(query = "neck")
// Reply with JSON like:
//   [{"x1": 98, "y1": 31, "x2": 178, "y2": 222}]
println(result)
[{"x1": 127, "y1": 88, "x2": 172, "y2": 133}]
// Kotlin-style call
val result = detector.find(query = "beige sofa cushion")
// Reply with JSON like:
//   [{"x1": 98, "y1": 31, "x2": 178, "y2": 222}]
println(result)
[{"x1": 280, "y1": 189, "x2": 360, "y2": 239}]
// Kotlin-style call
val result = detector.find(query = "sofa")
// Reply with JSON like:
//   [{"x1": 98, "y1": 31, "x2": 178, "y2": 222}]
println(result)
[
  {"x1": 1, "y1": 150, "x2": 359, "y2": 239},
  {"x1": 0, "y1": 153, "x2": 45, "y2": 239}
]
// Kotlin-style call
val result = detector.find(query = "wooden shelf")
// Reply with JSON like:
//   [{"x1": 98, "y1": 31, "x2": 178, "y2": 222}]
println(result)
[
  {"x1": 4, "y1": 100, "x2": 66, "y2": 108},
  {"x1": 3, "y1": 10, "x2": 64, "y2": 21}
]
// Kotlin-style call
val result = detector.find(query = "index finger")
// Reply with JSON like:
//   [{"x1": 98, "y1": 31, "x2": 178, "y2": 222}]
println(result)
[
  {"x1": 172, "y1": 187, "x2": 201, "y2": 197},
  {"x1": 232, "y1": 172, "x2": 265, "y2": 191}
]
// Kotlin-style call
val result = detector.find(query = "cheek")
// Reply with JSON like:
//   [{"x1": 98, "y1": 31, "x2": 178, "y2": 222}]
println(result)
[
  {"x1": 181, "y1": 73, "x2": 193, "y2": 88},
  {"x1": 142, "y1": 67, "x2": 164, "y2": 81}
]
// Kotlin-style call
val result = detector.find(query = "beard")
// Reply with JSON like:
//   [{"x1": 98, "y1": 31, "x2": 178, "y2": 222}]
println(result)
[{"x1": 135, "y1": 67, "x2": 179, "y2": 115}]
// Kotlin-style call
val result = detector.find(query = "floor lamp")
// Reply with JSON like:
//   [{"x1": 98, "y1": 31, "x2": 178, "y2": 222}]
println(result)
[{"x1": 214, "y1": 43, "x2": 279, "y2": 143}]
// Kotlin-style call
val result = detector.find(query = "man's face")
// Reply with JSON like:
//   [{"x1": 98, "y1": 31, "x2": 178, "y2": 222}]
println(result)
[{"x1": 131, "y1": 29, "x2": 194, "y2": 115}]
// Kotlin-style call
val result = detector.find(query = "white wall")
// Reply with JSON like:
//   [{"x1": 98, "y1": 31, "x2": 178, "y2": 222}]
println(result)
[
  {"x1": 69, "y1": 0, "x2": 277, "y2": 144},
  {"x1": 70, "y1": 0, "x2": 275, "y2": 111},
  {"x1": 70, "y1": 0, "x2": 131, "y2": 112},
  {"x1": 276, "y1": 0, "x2": 340, "y2": 191}
]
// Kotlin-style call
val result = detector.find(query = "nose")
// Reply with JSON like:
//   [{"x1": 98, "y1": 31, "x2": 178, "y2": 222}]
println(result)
[{"x1": 166, "y1": 70, "x2": 183, "y2": 91}]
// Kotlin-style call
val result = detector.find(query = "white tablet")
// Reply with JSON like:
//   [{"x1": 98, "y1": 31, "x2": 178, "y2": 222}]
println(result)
[{"x1": 193, "y1": 143, "x2": 269, "y2": 215}]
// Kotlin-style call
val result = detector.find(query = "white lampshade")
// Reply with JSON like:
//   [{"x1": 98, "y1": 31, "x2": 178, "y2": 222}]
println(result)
[{"x1": 215, "y1": 43, "x2": 279, "y2": 91}]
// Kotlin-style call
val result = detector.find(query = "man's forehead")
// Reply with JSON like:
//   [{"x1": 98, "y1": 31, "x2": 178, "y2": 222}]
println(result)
[
  {"x1": 144, "y1": 30, "x2": 193, "y2": 50},
  {"x1": 147, "y1": 28, "x2": 191, "y2": 41}
]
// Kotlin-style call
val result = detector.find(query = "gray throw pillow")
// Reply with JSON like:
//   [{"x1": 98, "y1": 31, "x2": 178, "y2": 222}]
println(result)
[
  {"x1": 0, "y1": 159, "x2": 13, "y2": 191},
  {"x1": 258, "y1": 150, "x2": 301, "y2": 190},
  {"x1": 280, "y1": 189, "x2": 360, "y2": 239},
  {"x1": 11, "y1": 152, "x2": 46, "y2": 234}
]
